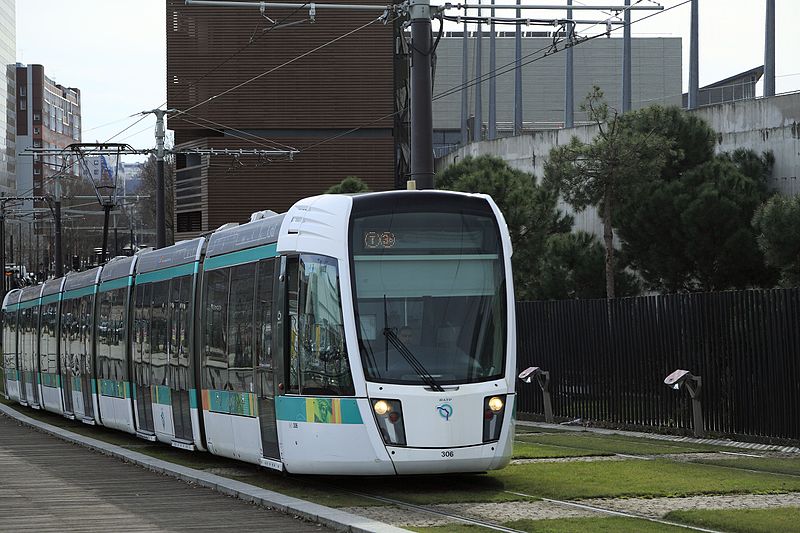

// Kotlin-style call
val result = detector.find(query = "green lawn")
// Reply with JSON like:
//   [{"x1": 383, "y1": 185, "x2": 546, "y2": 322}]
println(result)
[
  {"x1": 666, "y1": 507, "x2": 800, "y2": 533},
  {"x1": 412, "y1": 516, "x2": 689, "y2": 532},
  {"x1": 492, "y1": 459, "x2": 800, "y2": 500},
  {"x1": 691, "y1": 456, "x2": 800, "y2": 477},
  {"x1": 516, "y1": 432, "x2": 737, "y2": 456}
]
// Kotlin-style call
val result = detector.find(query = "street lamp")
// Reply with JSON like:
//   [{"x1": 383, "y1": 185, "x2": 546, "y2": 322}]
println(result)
[
  {"x1": 664, "y1": 369, "x2": 704, "y2": 438},
  {"x1": 90, "y1": 156, "x2": 118, "y2": 264},
  {"x1": 518, "y1": 366, "x2": 554, "y2": 423}
]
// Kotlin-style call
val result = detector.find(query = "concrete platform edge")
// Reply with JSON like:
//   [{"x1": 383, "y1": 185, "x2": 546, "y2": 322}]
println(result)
[{"x1": 0, "y1": 403, "x2": 410, "y2": 533}]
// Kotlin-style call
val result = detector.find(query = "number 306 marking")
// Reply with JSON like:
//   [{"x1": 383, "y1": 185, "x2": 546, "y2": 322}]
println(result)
[{"x1": 441, "y1": 450, "x2": 454, "y2": 458}]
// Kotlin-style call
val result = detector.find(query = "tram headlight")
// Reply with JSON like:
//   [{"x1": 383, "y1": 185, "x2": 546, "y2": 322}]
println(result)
[
  {"x1": 371, "y1": 398, "x2": 407, "y2": 446},
  {"x1": 483, "y1": 394, "x2": 507, "y2": 442},
  {"x1": 488, "y1": 396, "x2": 504, "y2": 412},
  {"x1": 373, "y1": 400, "x2": 391, "y2": 416}
]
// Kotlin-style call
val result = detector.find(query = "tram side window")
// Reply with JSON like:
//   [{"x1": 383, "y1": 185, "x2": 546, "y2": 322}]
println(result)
[
  {"x1": 4, "y1": 309, "x2": 17, "y2": 373},
  {"x1": 292, "y1": 255, "x2": 354, "y2": 396},
  {"x1": 40, "y1": 302, "x2": 58, "y2": 375},
  {"x1": 97, "y1": 291, "x2": 112, "y2": 380},
  {"x1": 170, "y1": 276, "x2": 192, "y2": 389},
  {"x1": 228, "y1": 264, "x2": 255, "y2": 393},
  {"x1": 98, "y1": 288, "x2": 127, "y2": 383},
  {"x1": 77, "y1": 296, "x2": 93, "y2": 363},
  {"x1": 150, "y1": 281, "x2": 169, "y2": 387},
  {"x1": 203, "y1": 268, "x2": 229, "y2": 390},
  {"x1": 133, "y1": 284, "x2": 152, "y2": 384}
]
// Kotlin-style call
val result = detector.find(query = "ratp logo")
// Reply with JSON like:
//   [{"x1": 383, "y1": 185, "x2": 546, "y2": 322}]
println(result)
[{"x1": 437, "y1": 403, "x2": 453, "y2": 421}]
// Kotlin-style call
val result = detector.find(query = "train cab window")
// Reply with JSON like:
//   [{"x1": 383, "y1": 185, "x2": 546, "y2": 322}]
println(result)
[
  {"x1": 227, "y1": 264, "x2": 256, "y2": 393},
  {"x1": 289, "y1": 254, "x2": 353, "y2": 396},
  {"x1": 203, "y1": 268, "x2": 229, "y2": 390}
]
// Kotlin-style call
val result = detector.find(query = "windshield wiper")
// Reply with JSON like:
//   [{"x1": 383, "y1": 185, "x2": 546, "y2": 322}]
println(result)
[{"x1": 382, "y1": 328, "x2": 445, "y2": 392}]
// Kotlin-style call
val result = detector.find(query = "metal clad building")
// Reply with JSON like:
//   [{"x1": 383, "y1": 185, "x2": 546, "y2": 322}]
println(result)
[
  {"x1": 433, "y1": 33, "x2": 682, "y2": 153},
  {"x1": 166, "y1": 0, "x2": 396, "y2": 239}
]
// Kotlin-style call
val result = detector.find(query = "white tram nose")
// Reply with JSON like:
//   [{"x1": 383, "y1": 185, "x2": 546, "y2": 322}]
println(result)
[{"x1": 367, "y1": 381, "x2": 514, "y2": 474}]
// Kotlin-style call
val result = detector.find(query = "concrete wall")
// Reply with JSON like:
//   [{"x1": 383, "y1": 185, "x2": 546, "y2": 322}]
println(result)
[{"x1": 436, "y1": 92, "x2": 800, "y2": 238}]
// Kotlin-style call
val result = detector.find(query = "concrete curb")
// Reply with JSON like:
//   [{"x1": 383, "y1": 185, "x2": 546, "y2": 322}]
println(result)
[
  {"x1": 518, "y1": 420, "x2": 800, "y2": 453},
  {"x1": 0, "y1": 403, "x2": 410, "y2": 533}
]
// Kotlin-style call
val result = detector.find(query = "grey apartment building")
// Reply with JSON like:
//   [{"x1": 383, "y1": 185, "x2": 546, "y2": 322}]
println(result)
[
  {"x1": 0, "y1": 0, "x2": 14, "y2": 197},
  {"x1": 433, "y1": 32, "x2": 682, "y2": 153}
]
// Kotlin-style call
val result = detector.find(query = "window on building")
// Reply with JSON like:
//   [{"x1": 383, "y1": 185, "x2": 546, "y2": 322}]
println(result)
[
  {"x1": 33, "y1": 113, "x2": 40, "y2": 122},
  {"x1": 19, "y1": 100, "x2": 26, "y2": 111},
  {"x1": 33, "y1": 127, "x2": 40, "y2": 135},
  {"x1": 19, "y1": 86, "x2": 26, "y2": 97},
  {"x1": 33, "y1": 168, "x2": 41, "y2": 176}
]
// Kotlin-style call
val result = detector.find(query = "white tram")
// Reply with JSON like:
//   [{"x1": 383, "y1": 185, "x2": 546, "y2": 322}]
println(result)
[{"x1": 1, "y1": 190, "x2": 516, "y2": 475}]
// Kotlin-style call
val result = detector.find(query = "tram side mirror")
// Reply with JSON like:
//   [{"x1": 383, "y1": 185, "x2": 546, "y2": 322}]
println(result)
[
  {"x1": 518, "y1": 366, "x2": 540, "y2": 384},
  {"x1": 664, "y1": 369, "x2": 692, "y2": 390}
]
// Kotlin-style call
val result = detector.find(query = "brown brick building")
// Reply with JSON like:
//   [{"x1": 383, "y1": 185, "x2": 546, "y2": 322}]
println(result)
[{"x1": 166, "y1": 0, "x2": 400, "y2": 239}]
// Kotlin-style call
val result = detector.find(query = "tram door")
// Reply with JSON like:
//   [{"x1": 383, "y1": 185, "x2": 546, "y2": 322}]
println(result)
[
  {"x1": 59, "y1": 301, "x2": 74, "y2": 416},
  {"x1": 133, "y1": 284, "x2": 155, "y2": 434},
  {"x1": 256, "y1": 257, "x2": 280, "y2": 460},
  {"x1": 78, "y1": 295, "x2": 95, "y2": 420},
  {"x1": 169, "y1": 276, "x2": 193, "y2": 443}
]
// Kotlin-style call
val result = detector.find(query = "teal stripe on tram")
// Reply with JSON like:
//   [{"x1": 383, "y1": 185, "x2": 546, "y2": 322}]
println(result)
[
  {"x1": 92, "y1": 379, "x2": 97, "y2": 394},
  {"x1": 63, "y1": 286, "x2": 96, "y2": 300},
  {"x1": 40, "y1": 294, "x2": 60, "y2": 305},
  {"x1": 152, "y1": 385, "x2": 172, "y2": 406},
  {"x1": 204, "y1": 243, "x2": 278, "y2": 271},
  {"x1": 72, "y1": 376, "x2": 82, "y2": 391},
  {"x1": 18, "y1": 299, "x2": 39, "y2": 310},
  {"x1": 275, "y1": 396, "x2": 364, "y2": 425},
  {"x1": 137, "y1": 263, "x2": 197, "y2": 284},
  {"x1": 125, "y1": 381, "x2": 131, "y2": 399},
  {"x1": 189, "y1": 388, "x2": 198, "y2": 409},
  {"x1": 99, "y1": 276, "x2": 131, "y2": 292},
  {"x1": 99, "y1": 379, "x2": 128, "y2": 399},
  {"x1": 41, "y1": 373, "x2": 60, "y2": 388}
]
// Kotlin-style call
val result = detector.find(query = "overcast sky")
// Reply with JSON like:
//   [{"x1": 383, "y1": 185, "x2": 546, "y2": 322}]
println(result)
[{"x1": 15, "y1": 0, "x2": 800, "y2": 154}]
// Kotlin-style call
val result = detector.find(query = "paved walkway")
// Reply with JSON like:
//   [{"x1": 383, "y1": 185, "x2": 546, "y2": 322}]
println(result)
[{"x1": 0, "y1": 414, "x2": 325, "y2": 532}]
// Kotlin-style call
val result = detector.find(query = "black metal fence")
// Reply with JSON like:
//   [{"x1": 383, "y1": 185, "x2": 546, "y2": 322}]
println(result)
[{"x1": 516, "y1": 289, "x2": 800, "y2": 441}]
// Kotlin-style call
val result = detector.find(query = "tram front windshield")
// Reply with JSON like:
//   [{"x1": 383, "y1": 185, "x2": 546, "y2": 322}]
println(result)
[{"x1": 351, "y1": 207, "x2": 506, "y2": 386}]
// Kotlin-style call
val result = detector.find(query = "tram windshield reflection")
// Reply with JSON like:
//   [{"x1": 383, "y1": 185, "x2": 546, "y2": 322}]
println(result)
[{"x1": 351, "y1": 209, "x2": 507, "y2": 386}]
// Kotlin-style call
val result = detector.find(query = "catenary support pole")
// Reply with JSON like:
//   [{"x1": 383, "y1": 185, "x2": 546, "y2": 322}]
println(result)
[
  {"x1": 622, "y1": 0, "x2": 631, "y2": 112},
  {"x1": 514, "y1": 0, "x2": 523, "y2": 135},
  {"x1": 461, "y1": 16, "x2": 469, "y2": 145},
  {"x1": 565, "y1": 0, "x2": 574, "y2": 127},
  {"x1": 764, "y1": 0, "x2": 775, "y2": 97},
  {"x1": 409, "y1": 0, "x2": 435, "y2": 189},
  {"x1": 488, "y1": 0, "x2": 496, "y2": 140},
  {"x1": 54, "y1": 176, "x2": 63, "y2": 278},
  {"x1": 473, "y1": 1, "x2": 483, "y2": 143},
  {"x1": 688, "y1": 0, "x2": 699, "y2": 109}
]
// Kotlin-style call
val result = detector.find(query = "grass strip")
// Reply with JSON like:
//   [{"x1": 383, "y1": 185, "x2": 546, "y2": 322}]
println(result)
[
  {"x1": 691, "y1": 456, "x2": 800, "y2": 477},
  {"x1": 513, "y1": 440, "x2": 609, "y2": 459},
  {"x1": 493, "y1": 459, "x2": 800, "y2": 500},
  {"x1": 411, "y1": 516, "x2": 688, "y2": 532},
  {"x1": 666, "y1": 507, "x2": 800, "y2": 533},
  {"x1": 517, "y1": 432, "x2": 738, "y2": 456}
]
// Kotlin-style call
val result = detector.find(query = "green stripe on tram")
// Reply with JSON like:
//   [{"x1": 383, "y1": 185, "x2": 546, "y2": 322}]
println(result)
[
  {"x1": 136, "y1": 262, "x2": 197, "y2": 284},
  {"x1": 189, "y1": 388, "x2": 198, "y2": 410},
  {"x1": 204, "y1": 243, "x2": 278, "y2": 271},
  {"x1": 99, "y1": 276, "x2": 132, "y2": 292}
]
